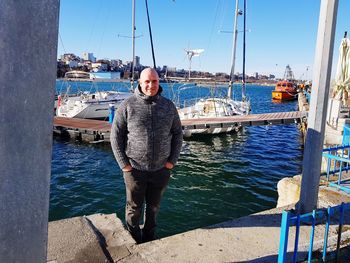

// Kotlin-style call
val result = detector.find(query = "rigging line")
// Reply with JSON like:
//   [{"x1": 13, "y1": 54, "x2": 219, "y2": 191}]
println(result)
[
  {"x1": 87, "y1": 1, "x2": 103, "y2": 52},
  {"x1": 218, "y1": 0, "x2": 228, "y2": 31},
  {"x1": 58, "y1": 32, "x2": 67, "y2": 54},
  {"x1": 145, "y1": 0, "x2": 156, "y2": 68},
  {"x1": 96, "y1": 5, "x2": 113, "y2": 57},
  {"x1": 205, "y1": 0, "x2": 221, "y2": 56}
]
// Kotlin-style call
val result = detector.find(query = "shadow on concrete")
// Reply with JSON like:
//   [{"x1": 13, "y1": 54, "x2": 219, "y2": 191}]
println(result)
[
  {"x1": 203, "y1": 208, "x2": 350, "y2": 229},
  {"x1": 234, "y1": 252, "x2": 303, "y2": 263},
  {"x1": 204, "y1": 212, "x2": 283, "y2": 229},
  {"x1": 84, "y1": 216, "x2": 114, "y2": 263},
  {"x1": 234, "y1": 254, "x2": 278, "y2": 263}
]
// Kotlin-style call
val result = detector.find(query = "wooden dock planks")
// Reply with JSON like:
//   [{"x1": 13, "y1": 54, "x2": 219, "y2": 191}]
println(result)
[
  {"x1": 180, "y1": 111, "x2": 307, "y2": 127},
  {"x1": 54, "y1": 117, "x2": 111, "y2": 132},
  {"x1": 53, "y1": 111, "x2": 307, "y2": 142}
]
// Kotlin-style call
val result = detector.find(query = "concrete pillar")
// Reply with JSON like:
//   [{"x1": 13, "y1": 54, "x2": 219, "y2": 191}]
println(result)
[
  {"x1": 0, "y1": 1, "x2": 59, "y2": 262},
  {"x1": 298, "y1": 0, "x2": 338, "y2": 213}
]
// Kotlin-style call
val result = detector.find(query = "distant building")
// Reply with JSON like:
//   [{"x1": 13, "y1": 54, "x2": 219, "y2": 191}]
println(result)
[
  {"x1": 65, "y1": 60, "x2": 79, "y2": 68},
  {"x1": 259, "y1": 74, "x2": 268, "y2": 80},
  {"x1": 61, "y1": 53, "x2": 79, "y2": 62},
  {"x1": 82, "y1": 52, "x2": 96, "y2": 62},
  {"x1": 110, "y1": 59, "x2": 123, "y2": 70},
  {"x1": 91, "y1": 62, "x2": 108, "y2": 72},
  {"x1": 61, "y1": 53, "x2": 80, "y2": 68},
  {"x1": 125, "y1": 61, "x2": 133, "y2": 70}
]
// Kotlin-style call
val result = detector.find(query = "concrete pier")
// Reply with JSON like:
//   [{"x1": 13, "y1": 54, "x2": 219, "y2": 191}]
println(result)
[{"x1": 47, "y1": 188, "x2": 350, "y2": 263}]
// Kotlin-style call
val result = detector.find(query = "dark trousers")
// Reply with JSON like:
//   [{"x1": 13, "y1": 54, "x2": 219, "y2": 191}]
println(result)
[{"x1": 123, "y1": 167, "x2": 170, "y2": 243}]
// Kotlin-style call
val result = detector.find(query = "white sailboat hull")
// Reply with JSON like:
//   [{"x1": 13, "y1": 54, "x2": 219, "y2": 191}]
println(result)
[
  {"x1": 183, "y1": 126, "x2": 240, "y2": 137},
  {"x1": 178, "y1": 97, "x2": 250, "y2": 136}
]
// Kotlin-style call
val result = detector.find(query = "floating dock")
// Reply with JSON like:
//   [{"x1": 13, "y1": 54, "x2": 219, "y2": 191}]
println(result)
[{"x1": 53, "y1": 111, "x2": 307, "y2": 142}]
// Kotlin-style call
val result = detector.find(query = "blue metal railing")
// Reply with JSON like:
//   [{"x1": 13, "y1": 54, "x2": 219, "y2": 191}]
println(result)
[
  {"x1": 322, "y1": 145, "x2": 350, "y2": 193},
  {"x1": 278, "y1": 203, "x2": 350, "y2": 262}
]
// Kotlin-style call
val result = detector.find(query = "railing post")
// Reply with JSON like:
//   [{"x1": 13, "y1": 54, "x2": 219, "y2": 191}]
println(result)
[
  {"x1": 308, "y1": 210, "x2": 317, "y2": 261},
  {"x1": 322, "y1": 207, "x2": 331, "y2": 262},
  {"x1": 278, "y1": 210, "x2": 291, "y2": 263},
  {"x1": 336, "y1": 203, "x2": 344, "y2": 261}
]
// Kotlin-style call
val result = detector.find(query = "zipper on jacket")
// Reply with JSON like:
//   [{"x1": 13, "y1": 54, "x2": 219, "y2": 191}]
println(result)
[{"x1": 150, "y1": 103, "x2": 155, "y2": 170}]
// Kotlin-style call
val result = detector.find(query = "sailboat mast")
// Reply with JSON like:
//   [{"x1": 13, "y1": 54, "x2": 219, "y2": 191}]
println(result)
[
  {"x1": 131, "y1": 0, "x2": 136, "y2": 90},
  {"x1": 188, "y1": 55, "x2": 192, "y2": 80},
  {"x1": 228, "y1": 0, "x2": 240, "y2": 99},
  {"x1": 242, "y1": 0, "x2": 247, "y2": 101}
]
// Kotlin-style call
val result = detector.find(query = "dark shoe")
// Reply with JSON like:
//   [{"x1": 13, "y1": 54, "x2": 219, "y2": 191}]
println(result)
[
  {"x1": 142, "y1": 229, "x2": 157, "y2": 243},
  {"x1": 127, "y1": 226, "x2": 142, "y2": 244}
]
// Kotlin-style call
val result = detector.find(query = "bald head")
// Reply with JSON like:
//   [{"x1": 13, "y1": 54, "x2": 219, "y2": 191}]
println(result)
[{"x1": 139, "y1": 68, "x2": 160, "y2": 96}]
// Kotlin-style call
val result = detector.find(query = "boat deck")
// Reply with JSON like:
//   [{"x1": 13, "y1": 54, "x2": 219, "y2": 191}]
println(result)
[{"x1": 53, "y1": 110, "x2": 307, "y2": 142}]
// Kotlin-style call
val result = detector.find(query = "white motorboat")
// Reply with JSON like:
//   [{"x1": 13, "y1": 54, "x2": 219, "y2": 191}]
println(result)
[{"x1": 56, "y1": 91, "x2": 132, "y2": 120}]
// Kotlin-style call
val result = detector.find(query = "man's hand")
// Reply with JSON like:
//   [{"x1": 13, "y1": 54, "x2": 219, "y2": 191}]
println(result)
[
  {"x1": 164, "y1": 162, "x2": 174, "y2": 170},
  {"x1": 122, "y1": 164, "x2": 133, "y2": 172}
]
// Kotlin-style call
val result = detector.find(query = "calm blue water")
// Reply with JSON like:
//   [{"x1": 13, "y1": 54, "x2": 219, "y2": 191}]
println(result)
[{"x1": 50, "y1": 80, "x2": 303, "y2": 238}]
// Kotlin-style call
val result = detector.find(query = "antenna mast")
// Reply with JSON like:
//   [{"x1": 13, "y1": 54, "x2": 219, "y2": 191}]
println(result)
[
  {"x1": 131, "y1": 0, "x2": 136, "y2": 90},
  {"x1": 228, "y1": 0, "x2": 240, "y2": 99},
  {"x1": 242, "y1": 0, "x2": 246, "y2": 102}
]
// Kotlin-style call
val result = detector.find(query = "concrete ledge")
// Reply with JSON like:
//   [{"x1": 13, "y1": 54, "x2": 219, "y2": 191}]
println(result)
[
  {"x1": 277, "y1": 174, "x2": 350, "y2": 208},
  {"x1": 47, "y1": 214, "x2": 135, "y2": 263},
  {"x1": 118, "y1": 205, "x2": 348, "y2": 262},
  {"x1": 47, "y1": 216, "x2": 107, "y2": 263},
  {"x1": 86, "y1": 213, "x2": 135, "y2": 262}
]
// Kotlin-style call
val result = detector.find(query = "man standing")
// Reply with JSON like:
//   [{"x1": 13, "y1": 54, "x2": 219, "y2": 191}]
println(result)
[{"x1": 110, "y1": 68, "x2": 183, "y2": 243}]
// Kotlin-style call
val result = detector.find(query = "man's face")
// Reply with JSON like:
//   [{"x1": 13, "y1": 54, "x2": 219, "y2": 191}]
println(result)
[{"x1": 139, "y1": 69, "x2": 159, "y2": 96}]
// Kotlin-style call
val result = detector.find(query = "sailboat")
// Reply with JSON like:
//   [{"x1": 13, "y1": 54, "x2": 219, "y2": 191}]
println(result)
[{"x1": 177, "y1": 0, "x2": 250, "y2": 135}]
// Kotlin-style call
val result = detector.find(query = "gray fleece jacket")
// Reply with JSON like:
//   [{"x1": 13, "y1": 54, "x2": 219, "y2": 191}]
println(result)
[{"x1": 110, "y1": 85, "x2": 183, "y2": 171}]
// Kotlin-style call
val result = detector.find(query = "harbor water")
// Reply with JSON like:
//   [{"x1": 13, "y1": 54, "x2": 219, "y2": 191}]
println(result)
[{"x1": 50, "y1": 80, "x2": 303, "y2": 238}]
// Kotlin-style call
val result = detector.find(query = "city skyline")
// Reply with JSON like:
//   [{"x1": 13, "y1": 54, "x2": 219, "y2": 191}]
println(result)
[
  {"x1": 58, "y1": 51, "x2": 278, "y2": 81},
  {"x1": 58, "y1": 0, "x2": 350, "y2": 79}
]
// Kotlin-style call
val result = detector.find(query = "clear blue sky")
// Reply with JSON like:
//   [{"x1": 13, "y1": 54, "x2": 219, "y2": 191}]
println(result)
[{"x1": 58, "y1": 0, "x2": 350, "y2": 79}]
